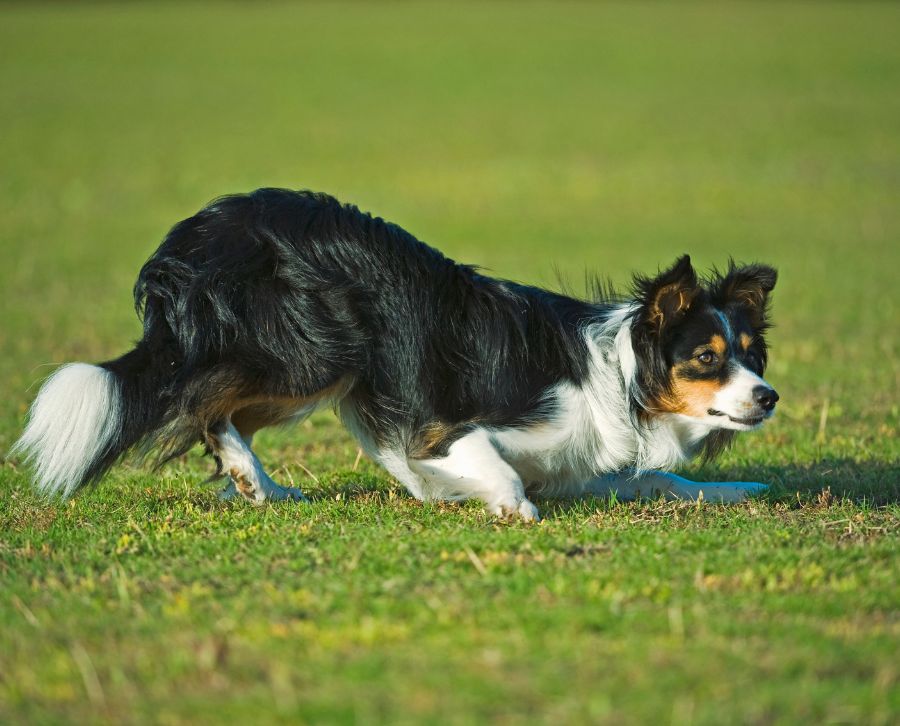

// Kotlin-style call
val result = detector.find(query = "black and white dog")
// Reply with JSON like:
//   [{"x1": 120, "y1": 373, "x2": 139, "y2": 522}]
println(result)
[{"x1": 14, "y1": 188, "x2": 779, "y2": 519}]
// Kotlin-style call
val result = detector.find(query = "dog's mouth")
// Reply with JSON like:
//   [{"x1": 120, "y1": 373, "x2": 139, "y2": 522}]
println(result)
[{"x1": 707, "y1": 409, "x2": 767, "y2": 427}]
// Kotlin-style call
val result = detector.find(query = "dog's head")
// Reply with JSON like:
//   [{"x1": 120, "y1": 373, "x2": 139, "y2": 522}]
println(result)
[{"x1": 631, "y1": 255, "x2": 778, "y2": 433}]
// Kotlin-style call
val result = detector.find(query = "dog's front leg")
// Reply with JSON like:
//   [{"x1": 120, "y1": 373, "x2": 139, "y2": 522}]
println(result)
[
  {"x1": 581, "y1": 471, "x2": 767, "y2": 503},
  {"x1": 409, "y1": 429, "x2": 540, "y2": 521}
]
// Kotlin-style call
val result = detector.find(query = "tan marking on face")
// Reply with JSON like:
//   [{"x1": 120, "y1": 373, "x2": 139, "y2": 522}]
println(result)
[
  {"x1": 651, "y1": 364, "x2": 728, "y2": 417},
  {"x1": 739, "y1": 332, "x2": 753, "y2": 351},
  {"x1": 709, "y1": 334, "x2": 727, "y2": 356},
  {"x1": 672, "y1": 377, "x2": 725, "y2": 417}
]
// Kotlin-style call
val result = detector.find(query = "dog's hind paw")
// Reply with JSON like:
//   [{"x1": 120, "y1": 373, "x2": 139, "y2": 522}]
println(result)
[{"x1": 218, "y1": 478, "x2": 308, "y2": 503}]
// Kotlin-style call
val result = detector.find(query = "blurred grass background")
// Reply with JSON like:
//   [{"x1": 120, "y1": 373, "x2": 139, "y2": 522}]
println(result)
[
  {"x1": 1, "y1": 1, "x2": 897, "y2": 457},
  {"x1": 1, "y1": 2, "x2": 898, "y2": 723}
]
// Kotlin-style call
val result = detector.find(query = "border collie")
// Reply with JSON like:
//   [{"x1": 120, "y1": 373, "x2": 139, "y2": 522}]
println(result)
[{"x1": 13, "y1": 188, "x2": 778, "y2": 520}]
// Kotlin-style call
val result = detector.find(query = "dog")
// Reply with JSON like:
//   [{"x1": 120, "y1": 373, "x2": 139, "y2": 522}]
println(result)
[{"x1": 13, "y1": 188, "x2": 779, "y2": 520}]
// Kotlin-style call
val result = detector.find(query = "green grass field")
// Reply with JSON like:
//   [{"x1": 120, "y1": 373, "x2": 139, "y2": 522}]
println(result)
[{"x1": 1, "y1": 2, "x2": 898, "y2": 723}]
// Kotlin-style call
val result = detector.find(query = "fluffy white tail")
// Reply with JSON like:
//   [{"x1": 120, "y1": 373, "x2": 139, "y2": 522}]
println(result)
[{"x1": 12, "y1": 363, "x2": 122, "y2": 498}]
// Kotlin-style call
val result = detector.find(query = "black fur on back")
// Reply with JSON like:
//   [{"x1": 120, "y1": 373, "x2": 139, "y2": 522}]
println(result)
[{"x1": 104, "y1": 188, "x2": 605, "y2": 466}]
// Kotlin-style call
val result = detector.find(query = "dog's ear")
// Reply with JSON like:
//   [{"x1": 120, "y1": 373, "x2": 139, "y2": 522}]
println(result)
[
  {"x1": 711, "y1": 261, "x2": 777, "y2": 329},
  {"x1": 634, "y1": 255, "x2": 700, "y2": 333}
]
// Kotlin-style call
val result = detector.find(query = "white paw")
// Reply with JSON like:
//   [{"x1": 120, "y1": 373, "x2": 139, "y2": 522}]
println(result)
[
  {"x1": 490, "y1": 498, "x2": 541, "y2": 522},
  {"x1": 517, "y1": 499, "x2": 541, "y2": 522},
  {"x1": 220, "y1": 473, "x2": 308, "y2": 504}
]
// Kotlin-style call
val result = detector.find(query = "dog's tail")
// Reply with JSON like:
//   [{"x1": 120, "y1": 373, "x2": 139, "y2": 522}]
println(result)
[{"x1": 11, "y1": 344, "x2": 169, "y2": 498}]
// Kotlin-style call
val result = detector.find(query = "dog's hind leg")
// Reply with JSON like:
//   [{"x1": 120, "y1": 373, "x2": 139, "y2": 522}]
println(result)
[
  {"x1": 208, "y1": 419, "x2": 308, "y2": 504},
  {"x1": 215, "y1": 398, "x2": 325, "y2": 501},
  {"x1": 409, "y1": 428, "x2": 540, "y2": 521}
]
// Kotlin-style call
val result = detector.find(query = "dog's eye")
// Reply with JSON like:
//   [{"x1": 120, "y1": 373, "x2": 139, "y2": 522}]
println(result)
[{"x1": 697, "y1": 351, "x2": 717, "y2": 365}]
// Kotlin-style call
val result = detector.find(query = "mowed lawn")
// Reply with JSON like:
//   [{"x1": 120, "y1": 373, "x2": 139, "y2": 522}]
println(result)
[{"x1": 1, "y1": 2, "x2": 898, "y2": 724}]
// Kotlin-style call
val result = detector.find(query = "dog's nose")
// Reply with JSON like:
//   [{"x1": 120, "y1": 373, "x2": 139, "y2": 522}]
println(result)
[{"x1": 753, "y1": 385, "x2": 779, "y2": 411}]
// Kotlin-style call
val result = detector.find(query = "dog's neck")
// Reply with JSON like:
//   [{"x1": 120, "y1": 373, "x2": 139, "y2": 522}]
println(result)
[{"x1": 576, "y1": 306, "x2": 711, "y2": 473}]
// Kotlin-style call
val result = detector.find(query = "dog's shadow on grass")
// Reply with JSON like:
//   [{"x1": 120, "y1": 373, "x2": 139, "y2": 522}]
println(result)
[
  {"x1": 544, "y1": 458, "x2": 899, "y2": 515},
  {"x1": 686, "y1": 458, "x2": 899, "y2": 506},
  {"x1": 287, "y1": 457, "x2": 900, "y2": 517}
]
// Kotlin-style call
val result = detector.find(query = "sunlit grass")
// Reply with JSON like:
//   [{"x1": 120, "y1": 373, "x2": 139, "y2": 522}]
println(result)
[{"x1": 1, "y1": 2, "x2": 897, "y2": 723}]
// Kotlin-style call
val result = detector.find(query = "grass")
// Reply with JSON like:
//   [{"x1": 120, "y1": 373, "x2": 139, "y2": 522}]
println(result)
[{"x1": 0, "y1": 1, "x2": 898, "y2": 723}]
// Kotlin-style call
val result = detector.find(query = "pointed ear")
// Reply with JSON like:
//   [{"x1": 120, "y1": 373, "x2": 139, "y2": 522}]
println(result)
[
  {"x1": 634, "y1": 255, "x2": 700, "y2": 332},
  {"x1": 712, "y1": 262, "x2": 777, "y2": 328}
]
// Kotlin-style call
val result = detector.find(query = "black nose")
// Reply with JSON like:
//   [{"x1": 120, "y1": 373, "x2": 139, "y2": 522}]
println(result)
[{"x1": 753, "y1": 385, "x2": 779, "y2": 411}]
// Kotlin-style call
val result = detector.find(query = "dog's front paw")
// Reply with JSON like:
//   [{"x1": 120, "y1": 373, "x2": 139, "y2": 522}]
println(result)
[
  {"x1": 517, "y1": 499, "x2": 541, "y2": 522},
  {"x1": 490, "y1": 498, "x2": 541, "y2": 522}
]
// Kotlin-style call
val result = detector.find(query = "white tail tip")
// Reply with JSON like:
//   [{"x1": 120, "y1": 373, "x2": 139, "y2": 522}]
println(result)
[{"x1": 11, "y1": 363, "x2": 122, "y2": 498}]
